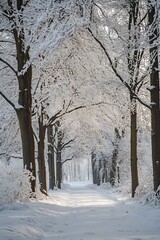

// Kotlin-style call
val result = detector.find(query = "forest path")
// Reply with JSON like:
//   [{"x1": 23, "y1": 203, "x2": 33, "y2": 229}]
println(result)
[{"x1": 0, "y1": 182, "x2": 160, "y2": 240}]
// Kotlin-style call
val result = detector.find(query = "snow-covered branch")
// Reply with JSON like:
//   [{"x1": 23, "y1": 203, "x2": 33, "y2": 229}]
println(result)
[
  {"x1": 61, "y1": 138, "x2": 76, "y2": 150},
  {"x1": 87, "y1": 28, "x2": 131, "y2": 92},
  {"x1": 0, "y1": 91, "x2": 16, "y2": 110},
  {"x1": 0, "y1": 58, "x2": 17, "y2": 76},
  {"x1": 62, "y1": 155, "x2": 74, "y2": 165}
]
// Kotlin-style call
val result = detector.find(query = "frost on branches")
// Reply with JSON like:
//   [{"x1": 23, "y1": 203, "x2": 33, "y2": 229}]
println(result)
[
  {"x1": 0, "y1": 0, "x2": 93, "y2": 193},
  {"x1": 0, "y1": 0, "x2": 92, "y2": 67}
]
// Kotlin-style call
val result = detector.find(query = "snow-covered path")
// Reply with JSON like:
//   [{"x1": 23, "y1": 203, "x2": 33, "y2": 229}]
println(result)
[{"x1": 0, "y1": 182, "x2": 160, "y2": 240}]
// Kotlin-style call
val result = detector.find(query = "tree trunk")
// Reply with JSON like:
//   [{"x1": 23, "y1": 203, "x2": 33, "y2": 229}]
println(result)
[
  {"x1": 102, "y1": 160, "x2": 107, "y2": 184},
  {"x1": 16, "y1": 108, "x2": 36, "y2": 192},
  {"x1": 110, "y1": 128, "x2": 122, "y2": 186},
  {"x1": 56, "y1": 126, "x2": 63, "y2": 189},
  {"x1": 148, "y1": 0, "x2": 160, "y2": 192},
  {"x1": 16, "y1": 51, "x2": 36, "y2": 193},
  {"x1": 47, "y1": 125, "x2": 55, "y2": 190},
  {"x1": 57, "y1": 161, "x2": 62, "y2": 189},
  {"x1": 7, "y1": 1, "x2": 36, "y2": 192},
  {"x1": 38, "y1": 113, "x2": 47, "y2": 194},
  {"x1": 91, "y1": 152, "x2": 97, "y2": 184},
  {"x1": 130, "y1": 95, "x2": 139, "y2": 197},
  {"x1": 97, "y1": 159, "x2": 101, "y2": 186},
  {"x1": 127, "y1": 1, "x2": 139, "y2": 197},
  {"x1": 110, "y1": 149, "x2": 118, "y2": 186}
]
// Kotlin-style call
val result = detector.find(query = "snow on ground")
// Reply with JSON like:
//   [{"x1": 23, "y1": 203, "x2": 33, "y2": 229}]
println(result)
[{"x1": 0, "y1": 182, "x2": 160, "y2": 240}]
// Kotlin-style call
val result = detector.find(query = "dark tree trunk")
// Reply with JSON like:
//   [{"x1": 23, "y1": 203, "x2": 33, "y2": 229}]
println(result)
[
  {"x1": 148, "y1": 0, "x2": 160, "y2": 192},
  {"x1": 38, "y1": 112, "x2": 47, "y2": 194},
  {"x1": 47, "y1": 125, "x2": 55, "y2": 190},
  {"x1": 102, "y1": 160, "x2": 107, "y2": 183},
  {"x1": 97, "y1": 159, "x2": 101, "y2": 186},
  {"x1": 6, "y1": 1, "x2": 36, "y2": 192},
  {"x1": 127, "y1": 0, "x2": 139, "y2": 197},
  {"x1": 56, "y1": 124, "x2": 63, "y2": 189},
  {"x1": 130, "y1": 95, "x2": 139, "y2": 197},
  {"x1": 110, "y1": 128, "x2": 120, "y2": 186},
  {"x1": 110, "y1": 154, "x2": 117, "y2": 186},
  {"x1": 15, "y1": 39, "x2": 36, "y2": 193},
  {"x1": 57, "y1": 160, "x2": 62, "y2": 189},
  {"x1": 91, "y1": 152, "x2": 97, "y2": 184},
  {"x1": 16, "y1": 61, "x2": 36, "y2": 193},
  {"x1": 16, "y1": 108, "x2": 36, "y2": 192},
  {"x1": 117, "y1": 166, "x2": 120, "y2": 183}
]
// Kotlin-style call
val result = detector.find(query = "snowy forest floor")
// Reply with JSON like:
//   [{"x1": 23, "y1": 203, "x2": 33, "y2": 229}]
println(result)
[{"x1": 0, "y1": 182, "x2": 160, "y2": 240}]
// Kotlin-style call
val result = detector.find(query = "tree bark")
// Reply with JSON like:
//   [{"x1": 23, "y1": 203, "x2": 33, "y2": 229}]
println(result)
[
  {"x1": 127, "y1": 0, "x2": 139, "y2": 197},
  {"x1": 110, "y1": 128, "x2": 121, "y2": 187},
  {"x1": 130, "y1": 95, "x2": 139, "y2": 197},
  {"x1": 38, "y1": 112, "x2": 47, "y2": 194},
  {"x1": 47, "y1": 125, "x2": 55, "y2": 190},
  {"x1": 16, "y1": 108, "x2": 36, "y2": 192},
  {"x1": 148, "y1": 0, "x2": 160, "y2": 192},
  {"x1": 102, "y1": 159, "x2": 107, "y2": 184},
  {"x1": 91, "y1": 152, "x2": 97, "y2": 184},
  {"x1": 6, "y1": 1, "x2": 36, "y2": 192},
  {"x1": 97, "y1": 159, "x2": 101, "y2": 186},
  {"x1": 56, "y1": 124, "x2": 63, "y2": 189}
]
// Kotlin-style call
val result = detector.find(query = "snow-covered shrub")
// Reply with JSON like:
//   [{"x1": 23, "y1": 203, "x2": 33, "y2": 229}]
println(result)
[
  {"x1": 135, "y1": 168, "x2": 160, "y2": 206},
  {"x1": 135, "y1": 169, "x2": 153, "y2": 198},
  {"x1": 135, "y1": 190, "x2": 160, "y2": 206},
  {"x1": 0, "y1": 162, "x2": 33, "y2": 204}
]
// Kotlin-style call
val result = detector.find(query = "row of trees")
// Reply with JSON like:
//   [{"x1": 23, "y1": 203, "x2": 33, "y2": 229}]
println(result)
[
  {"x1": 88, "y1": 0, "x2": 160, "y2": 197},
  {"x1": 0, "y1": 0, "x2": 92, "y2": 193}
]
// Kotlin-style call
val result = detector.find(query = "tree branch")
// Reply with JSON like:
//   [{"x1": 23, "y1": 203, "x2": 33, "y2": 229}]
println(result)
[
  {"x1": 87, "y1": 28, "x2": 151, "y2": 110},
  {"x1": 23, "y1": 0, "x2": 31, "y2": 7},
  {"x1": 62, "y1": 156, "x2": 74, "y2": 165},
  {"x1": 61, "y1": 138, "x2": 75, "y2": 150},
  {"x1": 87, "y1": 28, "x2": 131, "y2": 92},
  {"x1": 133, "y1": 93, "x2": 151, "y2": 110},
  {"x1": 0, "y1": 91, "x2": 16, "y2": 110},
  {"x1": 47, "y1": 101, "x2": 107, "y2": 127},
  {"x1": 0, "y1": 57, "x2": 17, "y2": 76},
  {"x1": 0, "y1": 40, "x2": 14, "y2": 44},
  {"x1": 93, "y1": 2, "x2": 106, "y2": 18},
  {"x1": 46, "y1": 110, "x2": 62, "y2": 127}
]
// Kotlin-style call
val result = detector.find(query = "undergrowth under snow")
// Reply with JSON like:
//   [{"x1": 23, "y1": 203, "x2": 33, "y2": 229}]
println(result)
[{"x1": 0, "y1": 162, "x2": 33, "y2": 204}]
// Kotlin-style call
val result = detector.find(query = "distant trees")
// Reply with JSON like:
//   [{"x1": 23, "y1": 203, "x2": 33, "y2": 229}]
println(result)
[
  {"x1": 91, "y1": 151, "x2": 108, "y2": 186},
  {"x1": 110, "y1": 128, "x2": 124, "y2": 186},
  {"x1": 91, "y1": 128, "x2": 123, "y2": 186}
]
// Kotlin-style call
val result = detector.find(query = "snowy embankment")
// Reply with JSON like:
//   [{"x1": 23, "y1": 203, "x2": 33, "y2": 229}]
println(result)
[{"x1": 0, "y1": 182, "x2": 160, "y2": 240}]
